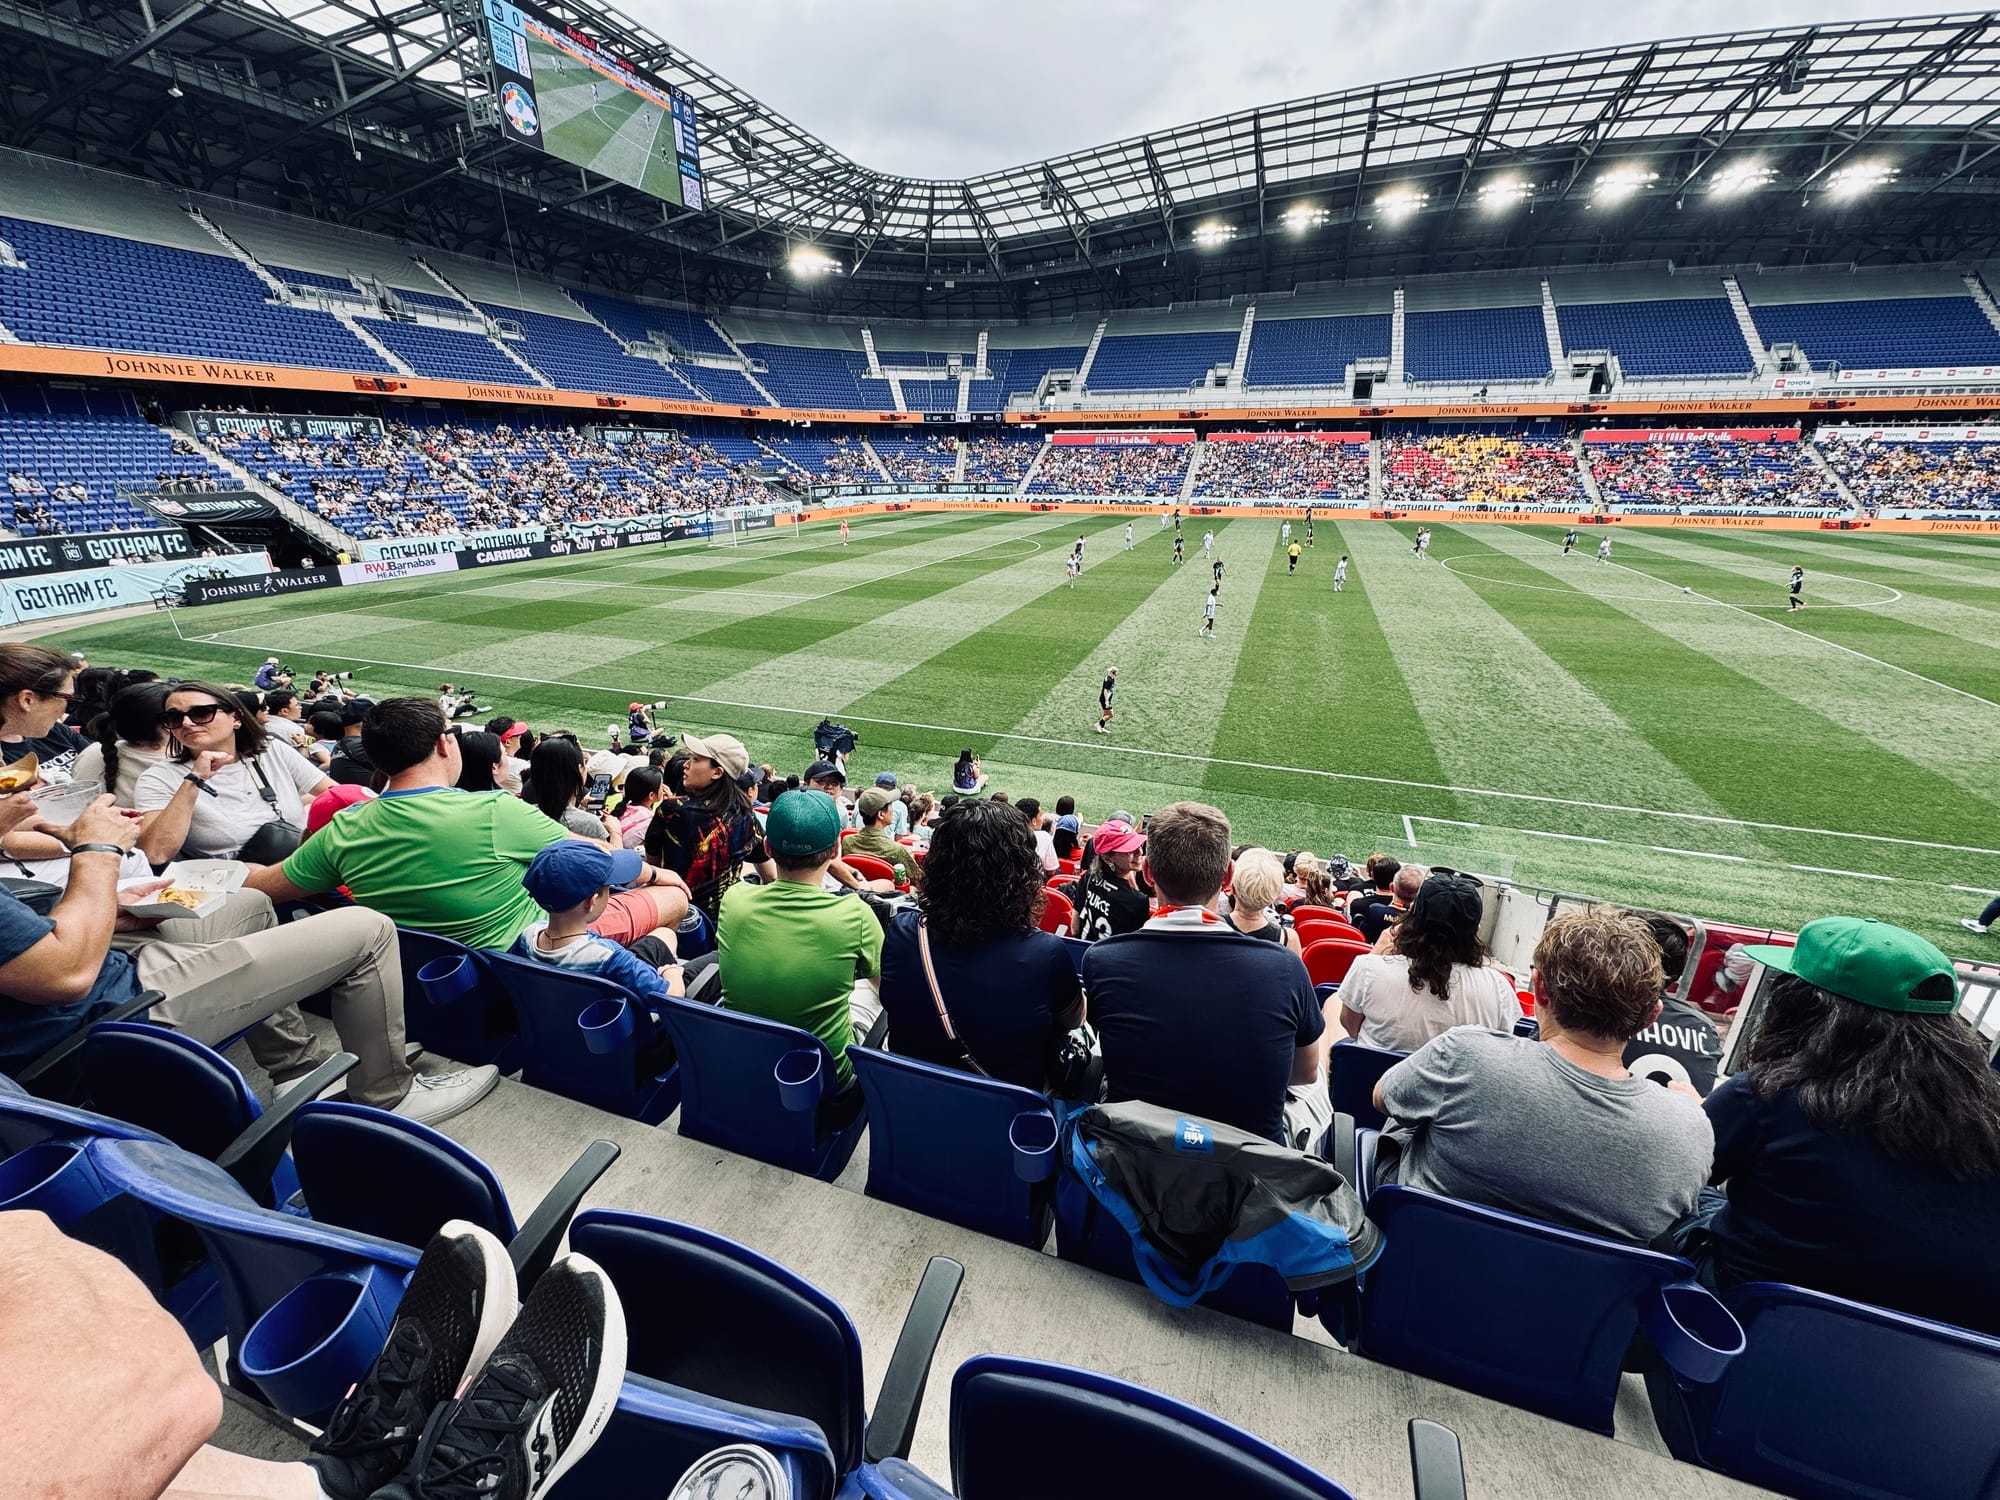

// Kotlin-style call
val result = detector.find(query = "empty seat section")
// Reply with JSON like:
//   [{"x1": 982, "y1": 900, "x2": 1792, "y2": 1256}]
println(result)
[
  {"x1": 677, "y1": 365, "x2": 770, "y2": 405},
  {"x1": 478, "y1": 305, "x2": 688, "y2": 398},
  {"x1": 569, "y1": 290, "x2": 735, "y2": 358},
  {"x1": 983, "y1": 346, "x2": 1086, "y2": 409},
  {"x1": 745, "y1": 345, "x2": 895, "y2": 410},
  {"x1": 0, "y1": 214, "x2": 393, "y2": 373},
  {"x1": 1554, "y1": 299, "x2": 1754, "y2": 377},
  {"x1": 1402, "y1": 306, "x2": 1549, "y2": 382},
  {"x1": 0, "y1": 402, "x2": 241, "y2": 531},
  {"x1": 360, "y1": 320, "x2": 532, "y2": 384},
  {"x1": 1245, "y1": 314, "x2": 1392, "y2": 387},
  {"x1": 1085, "y1": 332, "x2": 1237, "y2": 392},
  {"x1": 1748, "y1": 296, "x2": 2000, "y2": 369}
]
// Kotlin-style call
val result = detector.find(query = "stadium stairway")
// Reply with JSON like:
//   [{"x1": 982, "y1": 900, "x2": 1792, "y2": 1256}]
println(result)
[
  {"x1": 187, "y1": 1067, "x2": 1775, "y2": 1497},
  {"x1": 197, "y1": 443, "x2": 353, "y2": 557},
  {"x1": 1721, "y1": 278, "x2": 1770, "y2": 367},
  {"x1": 1804, "y1": 438, "x2": 1861, "y2": 510}
]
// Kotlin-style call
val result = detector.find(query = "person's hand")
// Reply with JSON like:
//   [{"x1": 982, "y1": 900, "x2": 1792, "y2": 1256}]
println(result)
[
  {"x1": 112, "y1": 878, "x2": 171, "y2": 932},
  {"x1": 646, "y1": 865, "x2": 688, "y2": 893},
  {"x1": 190, "y1": 749, "x2": 235, "y2": 778},
  {"x1": 45, "y1": 795, "x2": 140, "y2": 852}
]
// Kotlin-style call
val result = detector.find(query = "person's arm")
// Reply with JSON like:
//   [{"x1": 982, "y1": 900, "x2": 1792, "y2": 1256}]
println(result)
[
  {"x1": 1702, "y1": 1075, "x2": 1764, "y2": 1188},
  {"x1": 1048, "y1": 945, "x2": 1085, "y2": 1032},
  {"x1": 0, "y1": 1210, "x2": 223, "y2": 1500},
  {"x1": 1373, "y1": 1029, "x2": 1462, "y2": 1120},
  {"x1": 131, "y1": 752, "x2": 233, "y2": 865},
  {"x1": 854, "y1": 902, "x2": 884, "y2": 979},
  {"x1": 0, "y1": 800, "x2": 135, "y2": 1006},
  {"x1": 1339, "y1": 1003, "x2": 1366, "y2": 1039},
  {"x1": 1289, "y1": 964, "x2": 1329, "y2": 1086},
  {"x1": 246, "y1": 819, "x2": 344, "y2": 904}
]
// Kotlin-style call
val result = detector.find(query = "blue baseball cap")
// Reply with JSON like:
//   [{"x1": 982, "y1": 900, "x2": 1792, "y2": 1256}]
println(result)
[{"x1": 523, "y1": 842, "x2": 644, "y2": 911}]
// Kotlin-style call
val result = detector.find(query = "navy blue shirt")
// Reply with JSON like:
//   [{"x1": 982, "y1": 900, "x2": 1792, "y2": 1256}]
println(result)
[
  {"x1": 879, "y1": 909, "x2": 1082, "y2": 1093},
  {"x1": 1705, "y1": 1075, "x2": 2000, "y2": 1336},
  {"x1": 1084, "y1": 923, "x2": 1324, "y2": 1144},
  {"x1": 0, "y1": 888, "x2": 141, "y2": 1069}
]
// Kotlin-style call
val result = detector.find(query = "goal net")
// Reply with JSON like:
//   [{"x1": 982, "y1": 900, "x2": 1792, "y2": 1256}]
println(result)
[{"x1": 705, "y1": 512, "x2": 746, "y2": 547}]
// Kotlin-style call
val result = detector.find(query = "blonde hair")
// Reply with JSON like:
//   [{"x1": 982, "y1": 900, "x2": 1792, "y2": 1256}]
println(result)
[
  {"x1": 1292, "y1": 851, "x2": 1334, "y2": 906},
  {"x1": 1231, "y1": 847, "x2": 1286, "y2": 913}
]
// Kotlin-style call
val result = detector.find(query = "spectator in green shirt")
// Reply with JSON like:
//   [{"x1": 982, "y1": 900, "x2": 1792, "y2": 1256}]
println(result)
[
  {"x1": 716, "y1": 789, "x2": 882, "y2": 1091},
  {"x1": 250, "y1": 698, "x2": 688, "y2": 952},
  {"x1": 843, "y1": 786, "x2": 918, "y2": 886}
]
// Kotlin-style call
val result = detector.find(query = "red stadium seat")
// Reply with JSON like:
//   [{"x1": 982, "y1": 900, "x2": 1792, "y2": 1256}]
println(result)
[
  {"x1": 842, "y1": 852, "x2": 903, "y2": 887},
  {"x1": 1039, "y1": 886, "x2": 1075, "y2": 937},
  {"x1": 1295, "y1": 916, "x2": 1364, "y2": 945},
  {"x1": 1301, "y1": 938, "x2": 1371, "y2": 989},
  {"x1": 1290, "y1": 904, "x2": 1344, "y2": 924}
]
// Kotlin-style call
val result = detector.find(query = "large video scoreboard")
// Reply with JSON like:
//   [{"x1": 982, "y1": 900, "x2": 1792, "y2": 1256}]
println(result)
[{"x1": 483, "y1": 0, "x2": 704, "y2": 210}]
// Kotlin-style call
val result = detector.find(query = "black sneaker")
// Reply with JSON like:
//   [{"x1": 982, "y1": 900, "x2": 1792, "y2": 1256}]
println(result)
[
  {"x1": 308, "y1": 1220, "x2": 516, "y2": 1500},
  {"x1": 376, "y1": 1252, "x2": 626, "y2": 1500}
]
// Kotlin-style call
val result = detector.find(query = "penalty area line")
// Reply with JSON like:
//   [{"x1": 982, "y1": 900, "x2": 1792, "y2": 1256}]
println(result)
[{"x1": 165, "y1": 636, "x2": 2000, "y2": 863}]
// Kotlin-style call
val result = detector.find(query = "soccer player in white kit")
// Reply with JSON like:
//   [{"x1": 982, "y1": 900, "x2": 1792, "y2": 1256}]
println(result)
[
  {"x1": 1417, "y1": 527, "x2": 1433, "y2": 560},
  {"x1": 1066, "y1": 553, "x2": 1080, "y2": 588},
  {"x1": 1333, "y1": 554, "x2": 1348, "y2": 592},
  {"x1": 1200, "y1": 587, "x2": 1218, "y2": 639},
  {"x1": 1124, "y1": 522, "x2": 1133, "y2": 549},
  {"x1": 1202, "y1": 529, "x2": 1214, "y2": 559},
  {"x1": 1281, "y1": 520, "x2": 1292, "y2": 546},
  {"x1": 1597, "y1": 535, "x2": 1612, "y2": 563},
  {"x1": 1160, "y1": 511, "x2": 1169, "y2": 529}
]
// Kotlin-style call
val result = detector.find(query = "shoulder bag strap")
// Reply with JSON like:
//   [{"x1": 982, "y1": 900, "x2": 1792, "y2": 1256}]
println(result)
[
  {"x1": 243, "y1": 752, "x2": 296, "y2": 825},
  {"x1": 916, "y1": 917, "x2": 991, "y2": 1079}
]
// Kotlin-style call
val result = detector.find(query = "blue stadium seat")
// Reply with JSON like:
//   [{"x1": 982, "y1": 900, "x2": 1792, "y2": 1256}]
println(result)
[
  {"x1": 360, "y1": 317, "x2": 531, "y2": 384},
  {"x1": 1749, "y1": 295, "x2": 2000, "y2": 369},
  {"x1": 1647, "y1": 1280, "x2": 2000, "y2": 1500},
  {"x1": 659, "y1": 996, "x2": 867, "y2": 1179},
  {"x1": 1342, "y1": 1184, "x2": 1743, "y2": 1433},
  {"x1": 480, "y1": 951, "x2": 680, "y2": 1124},
  {"x1": 1553, "y1": 298, "x2": 1754, "y2": 377},
  {"x1": 566, "y1": 1209, "x2": 963, "y2": 1498},
  {"x1": 289, "y1": 1099, "x2": 514, "y2": 1248},
  {"x1": 1246, "y1": 314, "x2": 1392, "y2": 387},
  {"x1": 846, "y1": 1047, "x2": 1057, "y2": 1248},
  {"x1": 865, "y1": 1355, "x2": 1368, "y2": 1500},
  {"x1": 1403, "y1": 306, "x2": 1550, "y2": 382},
  {"x1": 1326, "y1": 1041, "x2": 1405, "y2": 1131},
  {"x1": 396, "y1": 928, "x2": 520, "y2": 1073},
  {"x1": 1052, "y1": 1170, "x2": 1297, "y2": 1331},
  {"x1": 1085, "y1": 331, "x2": 1238, "y2": 392}
]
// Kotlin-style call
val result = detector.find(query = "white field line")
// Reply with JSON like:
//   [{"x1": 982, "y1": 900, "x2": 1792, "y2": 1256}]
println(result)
[
  {"x1": 1402, "y1": 814, "x2": 1417, "y2": 848},
  {"x1": 168, "y1": 633, "x2": 2000, "y2": 862}
]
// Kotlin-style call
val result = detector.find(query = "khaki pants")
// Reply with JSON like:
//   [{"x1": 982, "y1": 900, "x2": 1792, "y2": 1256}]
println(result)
[{"x1": 129, "y1": 892, "x2": 411, "y2": 1109}]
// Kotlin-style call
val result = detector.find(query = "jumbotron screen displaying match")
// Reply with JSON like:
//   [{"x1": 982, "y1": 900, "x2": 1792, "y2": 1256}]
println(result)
[{"x1": 482, "y1": 0, "x2": 705, "y2": 210}]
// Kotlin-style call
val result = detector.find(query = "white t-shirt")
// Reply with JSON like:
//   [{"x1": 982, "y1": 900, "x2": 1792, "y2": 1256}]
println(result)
[
  {"x1": 1032, "y1": 827, "x2": 1059, "y2": 873},
  {"x1": 1339, "y1": 952, "x2": 1522, "y2": 1054},
  {"x1": 133, "y1": 741, "x2": 325, "y2": 859},
  {"x1": 70, "y1": 740, "x2": 169, "y2": 808}
]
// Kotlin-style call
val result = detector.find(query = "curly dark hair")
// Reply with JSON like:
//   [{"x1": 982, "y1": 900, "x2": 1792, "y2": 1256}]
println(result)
[
  {"x1": 1397, "y1": 877, "x2": 1491, "y2": 997},
  {"x1": 917, "y1": 798, "x2": 1046, "y2": 949},
  {"x1": 1746, "y1": 972, "x2": 2000, "y2": 1180}
]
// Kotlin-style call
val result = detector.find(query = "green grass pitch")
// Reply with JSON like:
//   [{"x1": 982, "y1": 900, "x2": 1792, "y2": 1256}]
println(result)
[
  {"x1": 526, "y1": 34, "x2": 681, "y2": 203},
  {"x1": 42, "y1": 512, "x2": 2000, "y2": 956}
]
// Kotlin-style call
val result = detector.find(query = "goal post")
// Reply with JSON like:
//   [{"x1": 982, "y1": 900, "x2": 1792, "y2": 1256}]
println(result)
[{"x1": 705, "y1": 512, "x2": 744, "y2": 548}]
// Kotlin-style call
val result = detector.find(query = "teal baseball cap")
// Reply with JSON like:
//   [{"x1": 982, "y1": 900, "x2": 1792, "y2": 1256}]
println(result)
[
  {"x1": 765, "y1": 789, "x2": 844, "y2": 858},
  {"x1": 1743, "y1": 917, "x2": 1959, "y2": 1015}
]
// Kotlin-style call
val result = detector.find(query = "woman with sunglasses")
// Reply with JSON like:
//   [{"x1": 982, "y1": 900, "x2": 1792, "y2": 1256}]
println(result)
[
  {"x1": 0, "y1": 643, "x2": 90, "y2": 783},
  {"x1": 132, "y1": 681, "x2": 333, "y2": 862}
]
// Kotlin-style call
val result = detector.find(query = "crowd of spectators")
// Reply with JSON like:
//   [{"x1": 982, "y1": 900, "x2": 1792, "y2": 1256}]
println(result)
[
  {"x1": 1817, "y1": 434, "x2": 2000, "y2": 511},
  {"x1": 210, "y1": 420, "x2": 771, "y2": 538},
  {"x1": 1027, "y1": 442, "x2": 1193, "y2": 496},
  {"x1": 1384, "y1": 432, "x2": 1587, "y2": 507},
  {"x1": 960, "y1": 434, "x2": 1041, "y2": 485},
  {"x1": 1193, "y1": 437, "x2": 1369, "y2": 501},
  {"x1": 874, "y1": 433, "x2": 957, "y2": 484},
  {"x1": 1587, "y1": 437, "x2": 1844, "y2": 510}
]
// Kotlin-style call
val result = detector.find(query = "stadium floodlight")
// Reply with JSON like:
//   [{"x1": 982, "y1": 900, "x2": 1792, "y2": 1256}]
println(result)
[
  {"x1": 788, "y1": 246, "x2": 841, "y2": 277},
  {"x1": 1190, "y1": 221, "x2": 1237, "y2": 248},
  {"x1": 1476, "y1": 178, "x2": 1531, "y2": 212},
  {"x1": 1375, "y1": 187, "x2": 1428, "y2": 221},
  {"x1": 1592, "y1": 166, "x2": 1658, "y2": 204},
  {"x1": 1280, "y1": 203, "x2": 1329, "y2": 234},
  {"x1": 1825, "y1": 161, "x2": 1898, "y2": 199},
  {"x1": 1708, "y1": 160, "x2": 1776, "y2": 196}
]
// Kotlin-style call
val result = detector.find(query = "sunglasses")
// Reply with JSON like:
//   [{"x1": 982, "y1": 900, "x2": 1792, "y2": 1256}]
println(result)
[
  {"x1": 160, "y1": 704, "x2": 229, "y2": 730},
  {"x1": 37, "y1": 689, "x2": 77, "y2": 704}
]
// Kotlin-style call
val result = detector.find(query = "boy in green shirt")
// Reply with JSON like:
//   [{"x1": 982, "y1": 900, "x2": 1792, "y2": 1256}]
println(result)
[{"x1": 716, "y1": 789, "x2": 882, "y2": 1089}]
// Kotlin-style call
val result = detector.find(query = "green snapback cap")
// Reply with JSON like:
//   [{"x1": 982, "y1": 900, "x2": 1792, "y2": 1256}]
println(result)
[
  {"x1": 1742, "y1": 916, "x2": 1959, "y2": 1015},
  {"x1": 764, "y1": 788, "x2": 844, "y2": 858}
]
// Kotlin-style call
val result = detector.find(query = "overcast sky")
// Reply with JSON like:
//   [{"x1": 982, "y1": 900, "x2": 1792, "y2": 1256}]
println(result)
[{"x1": 635, "y1": 0, "x2": 1956, "y2": 179}]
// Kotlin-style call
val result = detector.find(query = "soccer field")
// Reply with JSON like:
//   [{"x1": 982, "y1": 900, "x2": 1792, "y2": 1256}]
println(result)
[
  {"x1": 41, "y1": 511, "x2": 2000, "y2": 955},
  {"x1": 527, "y1": 34, "x2": 681, "y2": 201}
]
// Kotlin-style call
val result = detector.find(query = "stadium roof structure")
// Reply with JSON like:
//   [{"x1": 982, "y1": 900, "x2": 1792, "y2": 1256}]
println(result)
[{"x1": 4, "y1": 4, "x2": 2000, "y2": 320}]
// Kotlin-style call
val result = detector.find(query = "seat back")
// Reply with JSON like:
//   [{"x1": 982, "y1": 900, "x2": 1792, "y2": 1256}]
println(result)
[
  {"x1": 842, "y1": 851, "x2": 901, "y2": 886},
  {"x1": 1354, "y1": 1184, "x2": 1690, "y2": 1432},
  {"x1": 291, "y1": 1100, "x2": 514, "y2": 1246},
  {"x1": 1039, "y1": 887, "x2": 1075, "y2": 936},
  {"x1": 847, "y1": 1047, "x2": 1056, "y2": 1248},
  {"x1": 949, "y1": 1355, "x2": 1357, "y2": 1500},
  {"x1": 395, "y1": 927, "x2": 519, "y2": 1071},
  {"x1": 1294, "y1": 917, "x2": 1363, "y2": 946},
  {"x1": 568, "y1": 1209, "x2": 868, "y2": 1479},
  {"x1": 1668, "y1": 1282, "x2": 2000, "y2": 1500},
  {"x1": 483, "y1": 953, "x2": 679, "y2": 1124},
  {"x1": 1301, "y1": 939, "x2": 1370, "y2": 989},
  {"x1": 82, "y1": 1021, "x2": 259, "y2": 1163},
  {"x1": 659, "y1": 996, "x2": 864, "y2": 1179},
  {"x1": 1326, "y1": 1041, "x2": 1406, "y2": 1131}
]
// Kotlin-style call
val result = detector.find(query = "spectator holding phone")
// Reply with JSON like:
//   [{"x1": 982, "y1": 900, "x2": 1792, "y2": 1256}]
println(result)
[{"x1": 522, "y1": 733, "x2": 618, "y2": 841}]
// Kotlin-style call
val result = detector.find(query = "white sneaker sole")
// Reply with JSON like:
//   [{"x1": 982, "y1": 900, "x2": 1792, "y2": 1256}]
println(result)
[
  {"x1": 440, "y1": 1218, "x2": 520, "y2": 1400},
  {"x1": 395, "y1": 1066, "x2": 501, "y2": 1125},
  {"x1": 528, "y1": 1253, "x2": 627, "y2": 1499}
]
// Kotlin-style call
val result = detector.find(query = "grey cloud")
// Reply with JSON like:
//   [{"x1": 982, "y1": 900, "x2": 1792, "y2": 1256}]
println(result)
[{"x1": 636, "y1": 0, "x2": 1957, "y2": 179}]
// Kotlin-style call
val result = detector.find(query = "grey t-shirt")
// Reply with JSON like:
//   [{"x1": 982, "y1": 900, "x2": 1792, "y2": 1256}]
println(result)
[{"x1": 1379, "y1": 1026, "x2": 1714, "y2": 1244}]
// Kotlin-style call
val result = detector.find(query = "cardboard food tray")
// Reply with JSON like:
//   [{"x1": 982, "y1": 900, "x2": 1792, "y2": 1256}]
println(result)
[{"x1": 119, "y1": 859, "x2": 247, "y2": 921}]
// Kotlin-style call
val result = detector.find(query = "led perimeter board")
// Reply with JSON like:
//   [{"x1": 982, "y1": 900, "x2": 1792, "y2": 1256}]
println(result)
[{"x1": 483, "y1": 0, "x2": 704, "y2": 209}]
